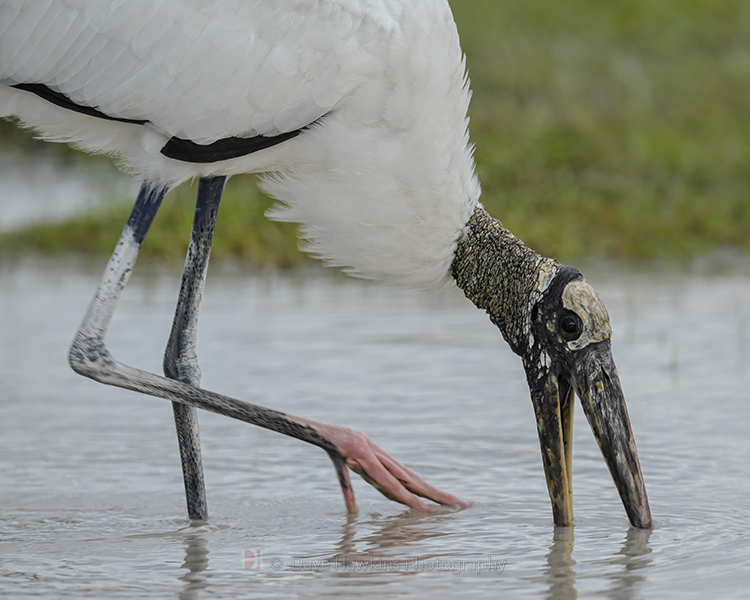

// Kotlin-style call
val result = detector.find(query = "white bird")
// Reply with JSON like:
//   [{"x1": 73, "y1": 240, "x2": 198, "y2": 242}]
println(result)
[{"x1": 0, "y1": 0, "x2": 651, "y2": 527}]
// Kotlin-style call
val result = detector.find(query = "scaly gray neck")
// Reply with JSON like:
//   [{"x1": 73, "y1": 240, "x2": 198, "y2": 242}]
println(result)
[{"x1": 451, "y1": 206, "x2": 560, "y2": 356}]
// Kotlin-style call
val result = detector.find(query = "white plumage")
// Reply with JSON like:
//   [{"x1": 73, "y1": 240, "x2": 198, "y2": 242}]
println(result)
[
  {"x1": 0, "y1": 1, "x2": 655, "y2": 527},
  {"x1": 0, "y1": 0, "x2": 480, "y2": 288}
]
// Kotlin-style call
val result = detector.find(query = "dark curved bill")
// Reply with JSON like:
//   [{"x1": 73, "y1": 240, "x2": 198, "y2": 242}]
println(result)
[
  {"x1": 531, "y1": 370, "x2": 575, "y2": 526},
  {"x1": 530, "y1": 341, "x2": 652, "y2": 528},
  {"x1": 573, "y1": 341, "x2": 652, "y2": 528}
]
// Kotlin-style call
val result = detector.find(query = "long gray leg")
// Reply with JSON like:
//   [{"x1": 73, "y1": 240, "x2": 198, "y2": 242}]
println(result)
[
  {"x1": 68, "y1": 180, "x2": 352, "y2": 504},
  {"x1": 163, "y1": 176, "x2": 226, "y2": 520},
  {"x1": 70, "y1": 182, "x2": 168, "y2": 361},
  {"x1": 68, "y1": 181, "x2": 467, "y2": 514}
]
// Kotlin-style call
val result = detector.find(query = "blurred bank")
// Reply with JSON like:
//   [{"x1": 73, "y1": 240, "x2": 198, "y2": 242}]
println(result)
[{"x1": 1, "y1": 0, "x2": 749, "y2": 265}]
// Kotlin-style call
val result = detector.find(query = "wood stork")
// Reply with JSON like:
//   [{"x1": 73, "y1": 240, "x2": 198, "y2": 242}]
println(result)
[{"x1": 0, "y1": 0, "x2": 651, "y2": 528}]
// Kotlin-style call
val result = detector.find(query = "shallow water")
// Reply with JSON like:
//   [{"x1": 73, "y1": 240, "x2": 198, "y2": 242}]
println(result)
[
  {"x1": 0, "y1": 260, "x2": 748, "y2": 599},
  {"x1": 0, "y1": 145, "x2": 133, "y2": 231}
]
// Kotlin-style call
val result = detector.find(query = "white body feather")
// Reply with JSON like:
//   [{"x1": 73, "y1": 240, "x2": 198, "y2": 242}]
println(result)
[{"x1": 0, "y1": 0, "x2": 481, "y2": 288}]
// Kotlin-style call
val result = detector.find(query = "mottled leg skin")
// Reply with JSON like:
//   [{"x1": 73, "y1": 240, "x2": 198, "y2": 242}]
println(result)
[
  {"x1": 163, "y1": 176, "x2": 226, "y2": 520},
  {"x1": 69, "y1": 181, "x2": 468, "y2": 514}
]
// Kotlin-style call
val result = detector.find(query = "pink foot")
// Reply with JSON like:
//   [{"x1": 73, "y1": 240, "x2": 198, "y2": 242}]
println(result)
[{"x1": 289, "y1": 416, "x2": 470, "y2": 513}]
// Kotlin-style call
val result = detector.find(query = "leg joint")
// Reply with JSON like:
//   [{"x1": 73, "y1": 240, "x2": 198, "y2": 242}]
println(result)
[{"x1": 68, "y1": 332, "x2": 115, "y2": 380}]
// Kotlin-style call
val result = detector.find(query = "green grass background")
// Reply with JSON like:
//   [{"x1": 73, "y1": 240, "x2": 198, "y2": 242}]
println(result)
[{"x1": 2, "y1": 0, "x2": 749, "y2": 264}]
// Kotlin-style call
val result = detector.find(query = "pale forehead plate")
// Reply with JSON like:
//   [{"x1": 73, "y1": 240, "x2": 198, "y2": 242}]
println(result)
[{"x1": 561, "y1": 279, "x2": 612, "y2": 350}]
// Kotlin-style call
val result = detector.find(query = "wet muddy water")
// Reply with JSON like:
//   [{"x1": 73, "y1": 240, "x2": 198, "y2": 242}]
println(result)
[{"x1": 1, "y1": 260, "x2": 748, "y2": 598}]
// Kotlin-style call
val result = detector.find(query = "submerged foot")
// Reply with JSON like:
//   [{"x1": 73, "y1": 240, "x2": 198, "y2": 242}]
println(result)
[{"x1": 291, "y1": 417, "x2": 470, "y2": 513}]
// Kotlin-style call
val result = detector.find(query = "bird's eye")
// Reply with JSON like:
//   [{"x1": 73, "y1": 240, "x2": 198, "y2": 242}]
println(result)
[{"x1": 560, "y1": 313, "x2": 582, "y2": 339}]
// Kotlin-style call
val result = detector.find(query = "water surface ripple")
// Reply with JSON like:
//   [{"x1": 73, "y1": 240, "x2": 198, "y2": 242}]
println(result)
[{"x1": 1, "y1": 261, "x2": 748, "y2": 598}]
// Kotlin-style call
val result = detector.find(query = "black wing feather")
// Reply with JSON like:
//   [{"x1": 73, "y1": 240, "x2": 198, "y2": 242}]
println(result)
[{"x1": 11, "y1": 82, "x2": 320, "y2": 164}]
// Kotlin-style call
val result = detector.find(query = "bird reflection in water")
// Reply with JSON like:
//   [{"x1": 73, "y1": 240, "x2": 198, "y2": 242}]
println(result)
[{"x1": 541, "y1": 525, "x2": 653, "y2": 600}]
